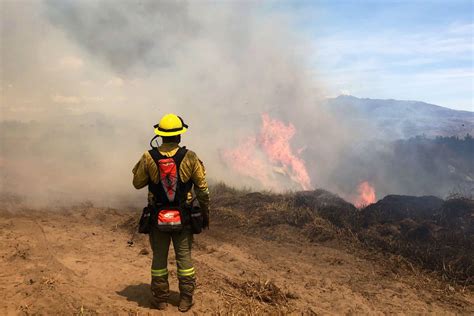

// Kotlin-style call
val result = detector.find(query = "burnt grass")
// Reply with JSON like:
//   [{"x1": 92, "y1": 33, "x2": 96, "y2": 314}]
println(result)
[{"x1": 211, "y1": 183, "x2": 474, "y2": 287}]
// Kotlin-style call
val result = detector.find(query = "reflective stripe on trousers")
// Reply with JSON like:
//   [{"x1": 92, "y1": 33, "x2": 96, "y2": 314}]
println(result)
[
  {"x1": 177, "y1": 267, "x2": 195, "y2": 277},
  {"x1": 151, "y1": 268, "x2": 168, "y2": 277},
  {"x1": 149, "y1": 226, "x2": 196, "y2": 298}
]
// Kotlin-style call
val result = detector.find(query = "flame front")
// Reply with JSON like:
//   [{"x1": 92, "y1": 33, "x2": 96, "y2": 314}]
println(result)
[
  {"x1": 259, "y1": 114, "x2": 312, "y2": 190},
  {"x1": 222, "y1": 113, "x2": 312, "y2": 190},
  {"x1": 221, "y1": 136, "x2": 276, "y2": 188},
  {"x1": 353, "y1": 181, "x2": 376, "y2": 208}
]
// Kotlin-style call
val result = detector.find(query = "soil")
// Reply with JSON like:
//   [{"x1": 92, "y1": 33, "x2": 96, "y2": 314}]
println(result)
[{"x1": 0, "y1": 204, "x2": 473, "y2": 315}]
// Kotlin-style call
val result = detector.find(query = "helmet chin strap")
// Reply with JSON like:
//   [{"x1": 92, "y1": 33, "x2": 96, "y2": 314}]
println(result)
[{"x1": 150, "y1": 135, "x2": 160, "y2": 149}]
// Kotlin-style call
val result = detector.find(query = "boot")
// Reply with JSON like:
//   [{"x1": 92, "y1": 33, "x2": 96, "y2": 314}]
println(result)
[
  {"x1": 151, "y1": 275, "x2": 169, "y2": 309},
  {"x1": 177, "y1": 274, "x2": 195, "y2": 312},
  {"x1": 151, "y1": 301, "x2": 168, "y2": 310},
  {"x1": 178, "y1": 294, "x2": 193, "y2": 312}
]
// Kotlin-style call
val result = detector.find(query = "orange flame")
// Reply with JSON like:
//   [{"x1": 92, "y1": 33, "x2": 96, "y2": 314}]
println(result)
[
  {"x1": 353, "y1": 181, "x2": 376, "y2": 208},
  {"x1": 259, "y1": 114, "x2": 312, "y2": 190},
  {"x1": 222, "y1": 113, "x2": 312, "y2": 190},
  {"x1": 221, "y1": 136, "x2": 276, "y2": 188}
]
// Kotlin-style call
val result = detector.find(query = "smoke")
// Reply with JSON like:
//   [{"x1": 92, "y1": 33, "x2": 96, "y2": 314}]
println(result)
[{"x1": 1, "y1": 0, "x2": 360, "y2": 207}]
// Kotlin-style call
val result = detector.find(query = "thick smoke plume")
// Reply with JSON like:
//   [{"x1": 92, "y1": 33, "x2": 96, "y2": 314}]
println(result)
[{"x1": 1, "y1": 1, "x2": 362, "y2": 207}]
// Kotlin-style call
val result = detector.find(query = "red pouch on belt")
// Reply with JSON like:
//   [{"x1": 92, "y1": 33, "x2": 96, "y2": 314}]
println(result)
[{"x1": 157, "y1": 208, "x2": 183, "y2": 232}]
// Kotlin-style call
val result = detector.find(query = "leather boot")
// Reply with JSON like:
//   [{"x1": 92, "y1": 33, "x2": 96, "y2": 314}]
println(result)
[
  {"x1": 151, "y1": 275, "x2": 169, "y2": 309},
  {"x1": 178, "y1": 275, "x2": 196, "y2": 298},
  {"x1": 178, "y1": 294, "x2": 193, "y2": 312},
  {"x1": 151, "y1": 301, "x2": 168, "y2": 310}
]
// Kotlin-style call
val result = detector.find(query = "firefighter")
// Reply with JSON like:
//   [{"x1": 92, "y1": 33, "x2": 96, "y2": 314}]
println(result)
[{"x1": 132, "y1": 113, "x2": 210, "y2": 312}]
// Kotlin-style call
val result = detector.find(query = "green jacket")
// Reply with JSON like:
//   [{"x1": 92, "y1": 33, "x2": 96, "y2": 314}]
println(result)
[{"x1": 132, "y1": 142, "x2": 210, "y2": 213}]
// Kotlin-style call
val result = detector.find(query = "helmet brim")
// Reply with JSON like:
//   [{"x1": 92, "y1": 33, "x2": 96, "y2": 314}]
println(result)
[{"x1": 154, "y1": 127, "x2": 187, "y2": 137}]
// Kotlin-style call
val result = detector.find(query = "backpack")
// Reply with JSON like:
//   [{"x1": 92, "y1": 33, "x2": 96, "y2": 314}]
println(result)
[{"x1": 147, "y1": 147, "x2": 193, "y2": 232}]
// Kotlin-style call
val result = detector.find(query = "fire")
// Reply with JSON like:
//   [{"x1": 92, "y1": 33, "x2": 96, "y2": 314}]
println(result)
[
  {"x1": 259, "y1": 114, "x2": 312, "y2": 190},
  {"x1": 221, "y1": 136, "x2": 276, "y2": 188},
  {"x1": 353, "y1": 181, "x2": 376, "y2": 208},
  {"x1": 222, "y1": 113, "x2": 312, "y2": 190}
]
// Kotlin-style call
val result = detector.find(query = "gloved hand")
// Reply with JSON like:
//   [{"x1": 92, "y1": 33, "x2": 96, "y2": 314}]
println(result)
[{"x1": 202, "y1": 209, "x2": 209, "y2": 229}]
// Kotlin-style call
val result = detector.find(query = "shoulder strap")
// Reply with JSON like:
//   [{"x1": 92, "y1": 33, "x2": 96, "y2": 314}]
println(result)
[
  {"x1": 148, "y1": 148, "x2": 165, "y2": 165},
  {"x1": 172, "y1": 146, "x2": 188, "y2": 168},
  {"x1": 147, "y1": 146, "x2": 191, "y2": 206},
  {"x1": 148, "y1": 146, "x2": 188, "y2": 167}
]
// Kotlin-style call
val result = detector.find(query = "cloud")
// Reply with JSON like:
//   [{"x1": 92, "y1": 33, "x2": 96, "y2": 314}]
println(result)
[
  {"x1": 312, "y1": 22, "x2": 473, "y2": 110},
  {"x1": 315, "y1": 24, "x2": 472, "y2": 63}
]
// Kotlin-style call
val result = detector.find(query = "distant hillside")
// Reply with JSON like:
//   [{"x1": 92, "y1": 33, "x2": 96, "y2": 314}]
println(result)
[{"x1": 326, "y1": 95, "x2": 474, "y2": 139}]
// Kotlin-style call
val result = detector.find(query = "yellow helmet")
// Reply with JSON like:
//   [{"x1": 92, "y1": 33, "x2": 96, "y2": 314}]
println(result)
[{"x1": 154, "y1": 113, "x2": 188, "y2": 136}]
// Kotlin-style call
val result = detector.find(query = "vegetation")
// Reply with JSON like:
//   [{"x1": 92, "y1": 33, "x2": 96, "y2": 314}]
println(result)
[{"x1": 211, "y1": 184, "x2": 474, "y2": 286}]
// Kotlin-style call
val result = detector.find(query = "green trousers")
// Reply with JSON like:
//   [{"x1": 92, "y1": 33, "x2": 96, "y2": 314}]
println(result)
[{"x1": 149, "y1": 226, "x2": 196, "y2": 303}]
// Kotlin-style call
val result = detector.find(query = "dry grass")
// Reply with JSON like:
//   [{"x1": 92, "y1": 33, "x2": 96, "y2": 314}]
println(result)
[
  {"x1": 236, "y1": 280, "x2": 288, "y2": 305},
  {"x1": 226, "y1": 278, "x2": 294, "y2": 308},
  {"x1": 210, "y1": 184, "x2": 474, "y2": 286}
]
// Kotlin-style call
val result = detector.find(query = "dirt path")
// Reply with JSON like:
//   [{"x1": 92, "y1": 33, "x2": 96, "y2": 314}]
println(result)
[{"x1": 0, "y1": 207, "x2": 472, "y2": 315}]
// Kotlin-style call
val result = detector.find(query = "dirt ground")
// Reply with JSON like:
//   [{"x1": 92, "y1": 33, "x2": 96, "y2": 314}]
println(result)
[{"x1": 0, "y1": 206, "x2": 473, "y2": 315}]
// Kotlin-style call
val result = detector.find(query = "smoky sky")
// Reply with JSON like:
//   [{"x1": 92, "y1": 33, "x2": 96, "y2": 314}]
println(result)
[
  {"x1": 45, "y1": 0, "x2": 200, "y2": 74},
  {"x1": 40, "y1": 0, "x2": 353, "y2": 175},
  {"x1": 2, "y1": 0, "x2": 460, "y2": 208},
  {"x1": 2, "y1": 0, "x2": 357, "y2": 207}
]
